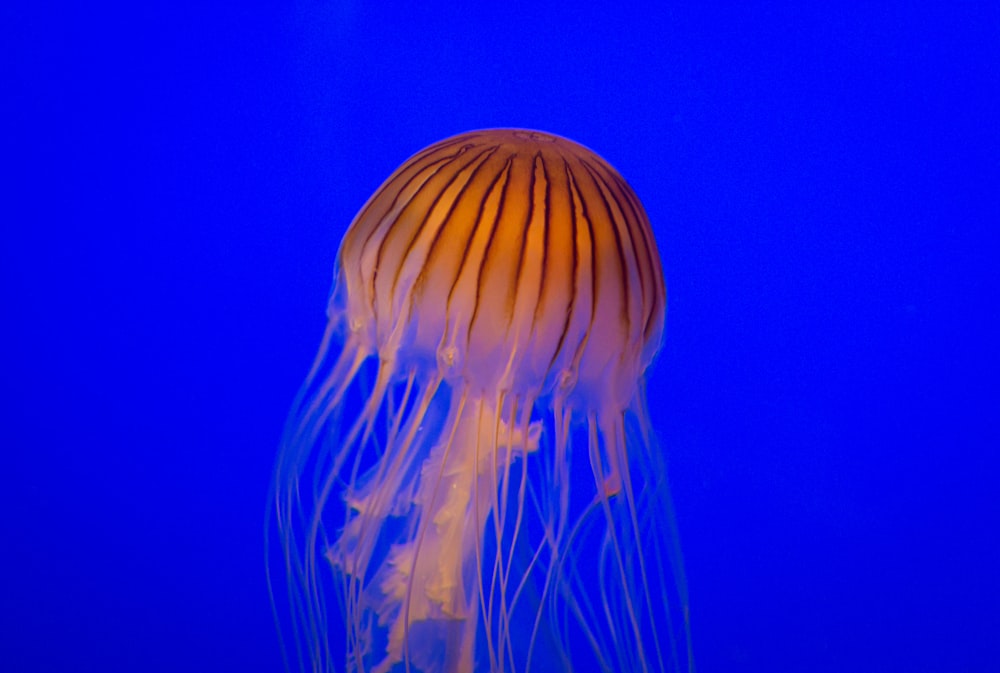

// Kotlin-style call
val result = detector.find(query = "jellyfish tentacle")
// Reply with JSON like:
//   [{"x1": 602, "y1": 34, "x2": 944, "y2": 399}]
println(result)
[
  {"x1": 589, "y1": 412, "x2": 649, "y2": 673},
  {"x1": 499, "y1": 397, "x2": 536, "y2": 671},
  {"x1": 612, "y1": 412, "x2": 668, "y2": 673},
  {"x1": 471, "y1": 396, "x2": 498, "y2": 673}
]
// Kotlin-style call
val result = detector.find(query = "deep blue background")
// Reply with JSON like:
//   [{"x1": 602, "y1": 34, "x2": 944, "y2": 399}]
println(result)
[{"x1": 4, "y1": 3, "x2": 998, "y2": 672}]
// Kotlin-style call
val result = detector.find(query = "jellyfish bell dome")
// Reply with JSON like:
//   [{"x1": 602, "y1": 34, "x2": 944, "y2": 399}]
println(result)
[{"x1": 333, "y1": 128, "x2": 665, "y2": 413}]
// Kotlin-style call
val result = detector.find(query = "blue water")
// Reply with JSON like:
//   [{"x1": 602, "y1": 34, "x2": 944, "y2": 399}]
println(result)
[{"x1": 3, "y1": 3, "x2": 997, "y2": 672}]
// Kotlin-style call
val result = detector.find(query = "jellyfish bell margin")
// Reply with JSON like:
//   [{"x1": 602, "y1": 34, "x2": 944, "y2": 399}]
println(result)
[{"x1": 267, "y1": 129, "x2": 693, "y2": 673}]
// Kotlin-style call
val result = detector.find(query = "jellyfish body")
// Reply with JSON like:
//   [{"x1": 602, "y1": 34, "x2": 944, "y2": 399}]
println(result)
[{"x1": 270, "y1": 130, "x2": 691, "y2": 673}]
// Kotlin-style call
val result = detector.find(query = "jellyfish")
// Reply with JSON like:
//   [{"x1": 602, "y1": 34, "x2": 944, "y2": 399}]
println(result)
[{"x1": 268, "y1": 129, "x2": 691, "y2": 673}]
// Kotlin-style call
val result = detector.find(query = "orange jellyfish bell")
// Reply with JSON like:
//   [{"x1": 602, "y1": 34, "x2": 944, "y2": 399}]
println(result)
[
  {"x1": 336, "y1": 129, "x2": 664, "y2": 409},
  {"x1": 270, "y1": 129, "x2": 690, "y2": 673}
]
